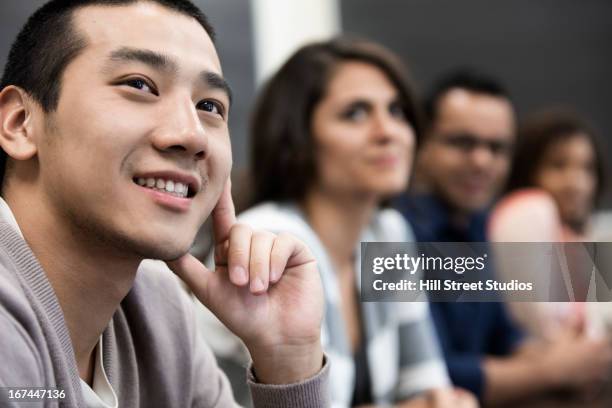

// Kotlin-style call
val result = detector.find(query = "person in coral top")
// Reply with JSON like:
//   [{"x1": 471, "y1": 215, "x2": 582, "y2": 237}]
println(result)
[{"x1": 489, "y1": 109, "x2": 612, "y2": 391}]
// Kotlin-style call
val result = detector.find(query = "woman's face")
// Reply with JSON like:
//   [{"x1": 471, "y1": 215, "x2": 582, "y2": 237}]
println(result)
[
  {"x1": 534, "y1": 134, "x2": 597, "y2": 230},
  {"x1": 310, "y1": 61, "x2": 415, "y2": 199}
]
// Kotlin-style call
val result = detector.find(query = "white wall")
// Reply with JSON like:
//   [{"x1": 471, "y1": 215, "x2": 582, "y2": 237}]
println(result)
[{"x1": 250, "y1": 0, "x2": 341, "y2": 85}]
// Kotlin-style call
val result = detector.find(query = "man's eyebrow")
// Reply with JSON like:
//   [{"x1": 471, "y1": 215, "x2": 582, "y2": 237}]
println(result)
[
  {"x1": 106, "y1": 47, "x2": 178, "y2": 73},
  {"x1": 202, "y1": 71, "x2": 233, "y2": 106}
]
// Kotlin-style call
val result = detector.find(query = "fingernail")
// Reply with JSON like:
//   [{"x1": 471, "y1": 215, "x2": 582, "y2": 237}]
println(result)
[
  {"x1": 251, "y1": 277, "x2": 266, "y2": 293},
  {"x1": 269, "y1": 268, "x2": 278, "y2": 283},
  {"x1": 232, "y1": 266, "x2": 248, "y2": 284}
]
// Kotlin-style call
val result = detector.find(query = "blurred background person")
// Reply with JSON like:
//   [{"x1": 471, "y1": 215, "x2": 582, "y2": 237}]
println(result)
[
  {"x1": 394, "y1": 69, "x2": 612, "y2": 405},
  {"x1": 198, "y1": 37, "x2": 477, "y2": 408},
  {"x1": 494, "y1": 108, "x2": 606, "y2": 241},
  {"x1": 489, "y1": 109, "x2": 612, "y2": 341},
  {"x1": 396, "y1": 69, "x2": 516, "y2": 243}
]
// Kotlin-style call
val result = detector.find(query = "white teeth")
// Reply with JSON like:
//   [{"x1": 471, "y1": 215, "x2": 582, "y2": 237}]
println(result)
[{"x1": 136, "y1": 177, "x2": 189, "y2": 198}]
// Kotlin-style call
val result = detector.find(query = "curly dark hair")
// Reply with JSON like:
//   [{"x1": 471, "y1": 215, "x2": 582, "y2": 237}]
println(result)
[{"x1": 507, "y1": 108, "x2": 607, "y2": 205}]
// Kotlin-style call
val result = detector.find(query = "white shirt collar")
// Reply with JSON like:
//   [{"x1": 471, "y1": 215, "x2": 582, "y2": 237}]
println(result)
[{"x1": 0, "y1": 197, "x2": 24, "y2": 238}]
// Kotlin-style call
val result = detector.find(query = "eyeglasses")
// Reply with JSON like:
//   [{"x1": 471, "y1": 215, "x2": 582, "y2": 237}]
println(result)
[{"x1": 437, "y1": 132, "x2": 513, "y2": 157}]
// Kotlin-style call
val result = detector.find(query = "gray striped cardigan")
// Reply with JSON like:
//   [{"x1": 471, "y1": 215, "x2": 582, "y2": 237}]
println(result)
[{"x1": 198, "y1": 202, "x2": 450, "y2": 407}]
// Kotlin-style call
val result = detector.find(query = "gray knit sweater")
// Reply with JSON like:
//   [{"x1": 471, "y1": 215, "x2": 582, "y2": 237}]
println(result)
[{"x1": 0, "y1": 219, "x2": 329, "y2": 407}]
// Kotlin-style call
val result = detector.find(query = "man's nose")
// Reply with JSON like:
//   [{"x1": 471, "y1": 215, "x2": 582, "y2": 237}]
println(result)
[
  {"x1": 469, "y1": 145, "x2": 495, "y2": 168},
  {"x1": 151, "y1": 97, "x2": 207, "y2": 160},
  {"x1": 565, "y1": 167, "x2": 592, "y2": 194}
]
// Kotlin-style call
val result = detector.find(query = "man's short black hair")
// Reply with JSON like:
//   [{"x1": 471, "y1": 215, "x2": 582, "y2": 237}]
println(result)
[
  {"x1": 0, "y1": 0, "x2": 215, "y2": 192},
  {"x1": 424, "y1": 68, "x2": 511, "y2": 131}
]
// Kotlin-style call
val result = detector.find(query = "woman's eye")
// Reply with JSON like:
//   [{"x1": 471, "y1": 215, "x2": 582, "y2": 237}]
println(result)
[
  {"x1": 342, "y1": 106, "x2": 368, "y2": 121},
  {"x1": 124, "y1": 78, "x2": 157, "y2": 95},
  {"x1": 389, "y1": 101, "x2": 405, "y2": 119},
  {"x1": 196, "y1": 100, "x2": 224, "y2": 117}
]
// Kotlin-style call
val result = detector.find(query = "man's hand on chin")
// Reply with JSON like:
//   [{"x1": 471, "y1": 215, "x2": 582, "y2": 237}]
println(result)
[{"x1": 166, "y1": 180, "x2": 324, "y2": 384}]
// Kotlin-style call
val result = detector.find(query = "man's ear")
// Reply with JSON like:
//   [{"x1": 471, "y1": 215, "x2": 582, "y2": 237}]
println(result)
[{"x1": 0, "y1": 86, "x2": 39, "y2": 161}]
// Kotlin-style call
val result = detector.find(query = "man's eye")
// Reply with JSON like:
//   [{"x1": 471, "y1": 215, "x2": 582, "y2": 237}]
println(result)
[
  {"x1": 196, "y1": 100, "x2": 224, "y2": 117},
  {"x1": 124, "y1": 78, "x2": 158, "y2": 95}
]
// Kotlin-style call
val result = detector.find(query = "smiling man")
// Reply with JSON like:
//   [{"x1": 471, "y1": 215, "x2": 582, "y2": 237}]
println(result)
[
  {"x1": 0, "y1": 1, "x2": 328, "y2": 407},
  {"x1": 395, "y1": 69, "x2": 520, "y2": 402},
  {"x1": 395, "y1": 69, "x2": 612, "y2": 405}
]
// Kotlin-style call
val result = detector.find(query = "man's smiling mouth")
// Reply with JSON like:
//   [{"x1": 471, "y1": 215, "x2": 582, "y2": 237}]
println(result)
[{"x1": 133, "y1": 177, "x2": 194, "y2": 198}]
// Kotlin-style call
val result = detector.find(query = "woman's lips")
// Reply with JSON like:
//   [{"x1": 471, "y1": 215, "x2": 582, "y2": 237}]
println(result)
[{"x1": 370, "y1": 154, "x2": 401, "y2": 167}]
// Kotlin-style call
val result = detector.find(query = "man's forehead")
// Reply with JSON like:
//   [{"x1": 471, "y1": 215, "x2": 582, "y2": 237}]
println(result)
[
  {"x1": 437, "y1": 89, "x2": 515, "y2": 136},
  {"x1": 72, "y1": 2, "x2": 221, "y2": 73},
  {"x1": 441, "y1": 89, "x2": 511, "y2": 115}
]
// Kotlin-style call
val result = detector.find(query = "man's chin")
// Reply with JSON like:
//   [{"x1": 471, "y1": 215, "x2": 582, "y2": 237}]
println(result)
[
  {"x1": 161, "y1": 249, "x2": 192, "y2": 263},
  {"x1": 451, "y1": 195, "x2": 491, "y2": 214},
  {"x1": 125, "y1": 236, "x2": 194, "y2": 262},
  {"x1": 464, "y1": 201, "x2": 490, "y2": 213}
]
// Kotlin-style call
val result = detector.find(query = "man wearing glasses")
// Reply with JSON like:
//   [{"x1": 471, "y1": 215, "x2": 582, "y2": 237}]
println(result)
[
  {"x1": 395, "y1": 70, "x2": 597, "y2": 406},
  {"x1": 402, "y1": 69, "x2": 515, "y2": 241}
]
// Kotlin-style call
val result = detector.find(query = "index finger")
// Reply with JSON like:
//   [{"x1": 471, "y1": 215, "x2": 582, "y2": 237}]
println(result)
[{"x1": 211, "y1": 178, "x2": 236, "y2": 244}]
